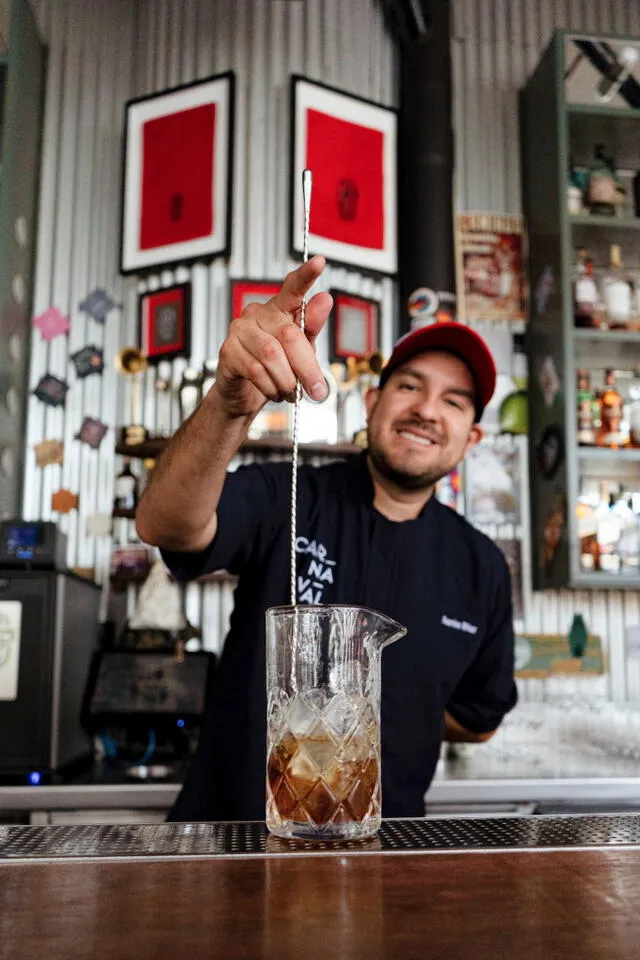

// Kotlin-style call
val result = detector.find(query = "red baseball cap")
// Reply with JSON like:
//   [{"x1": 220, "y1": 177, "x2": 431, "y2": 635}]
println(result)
[{"x1": 378, "y1": 321, "x2": 497, "y2": 421}]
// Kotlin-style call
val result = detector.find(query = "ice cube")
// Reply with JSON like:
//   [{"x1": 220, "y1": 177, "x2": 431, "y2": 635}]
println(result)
[
  {"x1": 322, "y1": 692, "x2": 359, "y2": 739},
  {"x1": 287, "y1": 692, "x2": 316, "y2": 736}
]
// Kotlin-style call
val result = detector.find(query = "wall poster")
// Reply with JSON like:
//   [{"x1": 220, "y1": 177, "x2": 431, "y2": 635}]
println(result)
[{"x1": 455, "y1": 213, "x2": 527, "y2": 323}]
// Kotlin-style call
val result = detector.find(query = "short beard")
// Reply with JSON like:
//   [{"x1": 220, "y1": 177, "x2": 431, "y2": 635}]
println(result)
[{"x1": 367, "y1": 438, "x2": 447, "y2": 492}]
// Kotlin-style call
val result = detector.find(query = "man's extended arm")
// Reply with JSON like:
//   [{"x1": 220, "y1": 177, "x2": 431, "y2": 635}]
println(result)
[{"x1": 443, "y1": 709, "x2": 496, "y2": 744}]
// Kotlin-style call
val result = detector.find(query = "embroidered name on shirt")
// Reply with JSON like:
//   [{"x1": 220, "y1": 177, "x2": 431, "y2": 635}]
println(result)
[
  {"x1": 441, "y1": 614, "x2": 478, "y2": 635},
  {"x1": 295, "y1": 536, "x2": 336, "y2": 604}
]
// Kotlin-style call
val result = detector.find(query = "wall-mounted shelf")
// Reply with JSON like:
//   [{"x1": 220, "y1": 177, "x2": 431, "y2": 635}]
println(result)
[
  {"x1": 568, "y1": 214, "x2": 640, "y2": 230},
  {"x1": 571, "y1": 571, "x2": 640, "y2": 590},
  {"x1": 522, "y1": 28, "x2": 640, "y2": 591},
  {"x1": 572, "y1": 328, "x2": 640, "y2": 343},
  {"x1": 110, "y1": 568, "x2": 237, "y2": 592},
  {"x1": 115, "y1": 436, "x2": 363, "y2": 460},
  {"x1": 566, "y1": 103, "x2": 640, "y2": 120},
  {"x1": 576, "y1": 447, "x2": 640, "y2": 462}
]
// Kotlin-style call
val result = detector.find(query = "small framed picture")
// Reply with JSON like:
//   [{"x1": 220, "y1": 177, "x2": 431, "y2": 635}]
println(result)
[
  {"x1": 139, "y1": 283, "x2": 191, "y2": 364},
  {"x1": 329, "y1": 289, "x2": 380, "y2": 361},
  {"x1": 120, "y1": 71, "x2": 235, "y2": 275},
  {"x1": 230, "y1": 278, "x2": 281, "y2": 321},
  {"x1": 291, "y1": 75, "x2": 397, "y2": 276}
]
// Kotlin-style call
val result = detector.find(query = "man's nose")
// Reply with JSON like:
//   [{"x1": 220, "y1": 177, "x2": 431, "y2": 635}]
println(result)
[{"x1": 410, "y1": 388, "x2": 440, "y2": 422}]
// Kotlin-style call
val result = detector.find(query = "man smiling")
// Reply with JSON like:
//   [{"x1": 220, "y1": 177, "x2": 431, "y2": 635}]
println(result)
[{"x1": 136, "y1": 256, "x2": 518, "y2": 822}]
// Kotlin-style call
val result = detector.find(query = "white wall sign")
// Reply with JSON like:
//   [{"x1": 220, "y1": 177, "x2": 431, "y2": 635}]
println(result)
[{"x1": 0, "y1": 601, "x2": 22, "y2": 701}]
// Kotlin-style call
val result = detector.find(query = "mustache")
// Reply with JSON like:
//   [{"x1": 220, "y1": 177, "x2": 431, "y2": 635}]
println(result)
[{"x1": 395, "y1": 419, "x2": 444, "y2": 444}]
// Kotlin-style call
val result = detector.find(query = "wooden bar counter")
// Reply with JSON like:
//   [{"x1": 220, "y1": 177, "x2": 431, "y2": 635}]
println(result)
[{"x1": 2, "y1": 816, "x2": 640, "y2": 959}]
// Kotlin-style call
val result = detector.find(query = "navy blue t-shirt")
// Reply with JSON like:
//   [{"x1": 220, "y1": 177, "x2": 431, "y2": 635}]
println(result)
[{"x1": 162, "y1": 453, "x2": 517, "y2": 821}]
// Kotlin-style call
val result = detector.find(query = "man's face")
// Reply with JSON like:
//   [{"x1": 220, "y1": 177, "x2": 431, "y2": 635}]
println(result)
[{"x1": 365, "y1": 350, "x2": 483, "y2": 491}]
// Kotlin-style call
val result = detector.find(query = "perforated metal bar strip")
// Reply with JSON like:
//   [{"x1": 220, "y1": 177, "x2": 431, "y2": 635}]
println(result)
[{"x1": 3, "y1": 815, "x2": 640, "y2": 862}]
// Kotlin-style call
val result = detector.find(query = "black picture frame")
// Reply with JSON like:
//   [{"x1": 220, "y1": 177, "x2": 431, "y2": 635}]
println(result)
[
  {"x1": 138, "y1": 282, "x2": 191, "y2": 364},
  {"x1": 120, "y1": 71, "x2": 235, "y2": 276},
  {"x1": 328, "y1": 288, "x2": 381, "y2": 362}
]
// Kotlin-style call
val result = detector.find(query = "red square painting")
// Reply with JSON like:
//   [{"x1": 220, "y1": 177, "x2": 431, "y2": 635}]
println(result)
[
  {"x1": 140, "y1": 103, "x2": 216, "y2": 250},
  {"x1": 121, "y1": 72, "x2": 234, "y2": 274},
  {"x1": 306, "y1": 109, "x2": 384, "y2": 250},
  {"x1": 291, "y1": 76, "x2": 397, "y2": 276}
]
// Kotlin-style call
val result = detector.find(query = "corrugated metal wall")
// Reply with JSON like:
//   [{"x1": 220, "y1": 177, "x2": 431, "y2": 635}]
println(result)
[
  {"x1": 22, "y1": 0, "x2": 640, "y2": 698},
  {"x1": 23, "y1": 0, "x2": 397, "y2": 653}
]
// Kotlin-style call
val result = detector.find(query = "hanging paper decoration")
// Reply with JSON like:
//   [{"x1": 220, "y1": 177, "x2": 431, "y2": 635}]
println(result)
[
  {"x1": 34, "y1": 438, "x2": 64, "y2": 467},
  {"x1": 70, "y1": 344, "x2": 104, "y2": 379},
  {"x1": 33, "y1": 374, "x2": 69, "y2": 407},
  {"x1": 75, "y1": 416, "x2": 108, "y2": 450},
  {"x1": 51, "y1": 489, "x2": 79, "y2": 513},
  {"x1": 78, "y1": 289, "x2": 119, "y2": 324},
  {"x1": 33, "y1": 307, "x2": 70, "y2": 341},
  {"x1": 86, "y1": 513, "x2": 112, "y2": 537}
]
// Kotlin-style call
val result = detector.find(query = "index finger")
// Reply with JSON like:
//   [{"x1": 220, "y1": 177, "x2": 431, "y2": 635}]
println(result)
[{"x1": 271, "y1": 255, "x2": 326, "y2": 316}]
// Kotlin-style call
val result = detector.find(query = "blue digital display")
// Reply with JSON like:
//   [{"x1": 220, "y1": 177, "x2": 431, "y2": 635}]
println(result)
[
  {"x1": 7, "y1": 523, "x2": 40, "y2": 549},
  {"x1": 27, "y1": 772, "x2": 41, "y2": 786}
]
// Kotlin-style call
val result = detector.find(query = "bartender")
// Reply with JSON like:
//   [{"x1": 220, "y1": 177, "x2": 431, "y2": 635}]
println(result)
[{"x1": 135, "y1": 255, "x2": 518, "y2": 821}]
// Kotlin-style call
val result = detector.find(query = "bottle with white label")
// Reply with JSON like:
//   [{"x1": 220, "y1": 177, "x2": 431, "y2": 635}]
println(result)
[
  {"x1": 113, "y1": 458, "x2": 138, "y2": 513},
  {"x1": 573, "y1": 248, "x2": 599, "y2": 327},
  {"x1": 596, "y1": 484, "x2": 622, "y2": 574},
  {"x1": 602, "y1": 244, "x2": 632, "y2": 328},
  {"x1": 628, "y1": 365, "x2": 640, "y2": 448},
  {"x1": 613, "y1": 488, "x2": 639, "y2": 572}
]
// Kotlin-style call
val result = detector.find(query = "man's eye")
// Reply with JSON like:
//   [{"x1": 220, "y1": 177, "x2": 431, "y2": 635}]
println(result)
[
  {"x1": 398, "y1": 382, "x2": 417, "y2": 391},
  {"x1": 446, "y1": 398, "x2": 464, "y2": 410}
]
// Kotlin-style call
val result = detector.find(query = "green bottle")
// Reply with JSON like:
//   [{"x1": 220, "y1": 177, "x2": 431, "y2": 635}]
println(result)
[{"x1": 569, "y1": 614, "x2": 588, "y2": 658}]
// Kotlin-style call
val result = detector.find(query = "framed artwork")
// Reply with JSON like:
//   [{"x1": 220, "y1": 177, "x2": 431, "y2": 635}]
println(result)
[
  {"x1": 290, "y1": 75, "x2": 397, "y2": 276},
  {"x1": 230, "y1": 278, "x2": 281, "y2": 321},
  {"x1": 138, "y1": 283, "x2": 191, "y2": 364},
  {"x1": 120, "y1": 71, "x2": 235, "y2": 275},
  {"x1": 455, "y1": 213, "x2": 527, "y2": 323},
  {"x1": 329, "y1": 289, "x2": 380, "y2": 361}
]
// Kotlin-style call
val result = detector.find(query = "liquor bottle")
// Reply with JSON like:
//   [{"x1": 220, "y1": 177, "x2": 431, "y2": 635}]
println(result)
[
  {"x1": 576, "y1": 480, "x2": 600, "y2": 571},
  {"x1": 573, "y1": 248, "x2": 599, "y2": 327},
  {"x1": 597, "y1": 368, "x2": 623, "y2": 448},
  {"x1": 596, "y1": 484, "x2": 622, "y2": 574},
  {"x1": 113, "y1": 458, "x2": 138, "y2": 512},
  {"x1": 628, "y1": 364, "x2": 640, "y2": 448},
  {"x1": 587, "y1": 143, "x2": 623, "y2": 216},
  {"x1": 602, "y1": 245, "x2": 632, "y2": 328},
  {"x1": 613, "y1": 487, "x2": 639, "y2": 572},
  {"x1": 567, "y1": 162, "x2": 584, "y2": 215},
  {"x1": 576, "y1": 369, "x2": 596, "y2": 445},
  {"x1": 138, "y1": 457, "x2": 156, "y2": 497}
]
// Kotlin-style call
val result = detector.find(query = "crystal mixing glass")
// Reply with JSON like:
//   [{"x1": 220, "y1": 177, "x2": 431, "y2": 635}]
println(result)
[{"x1": 266, "y1": 604, "x2": 406, "y2": 840}]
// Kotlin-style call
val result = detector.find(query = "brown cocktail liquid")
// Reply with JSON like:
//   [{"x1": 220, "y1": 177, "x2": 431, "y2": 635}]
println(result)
[{"x1": 267, "y1": 732, "x2": 379, "y2": 827}]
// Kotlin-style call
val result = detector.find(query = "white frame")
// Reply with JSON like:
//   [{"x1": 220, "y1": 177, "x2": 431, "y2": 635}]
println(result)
[
  {"x1": 291, "y1": 76, "x2": 397, "y2": 276},
  {"x1": 120, "y1": 72, "x2": 234, "y2": 275}
]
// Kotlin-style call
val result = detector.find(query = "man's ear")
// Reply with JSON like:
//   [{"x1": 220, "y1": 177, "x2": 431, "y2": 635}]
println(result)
[
  {"x1": 365, "y1": 386, "x2": 380, "y2": 420},
  {"x1": 464, "y1": 423, "x2": 483, "y2": 455}
]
